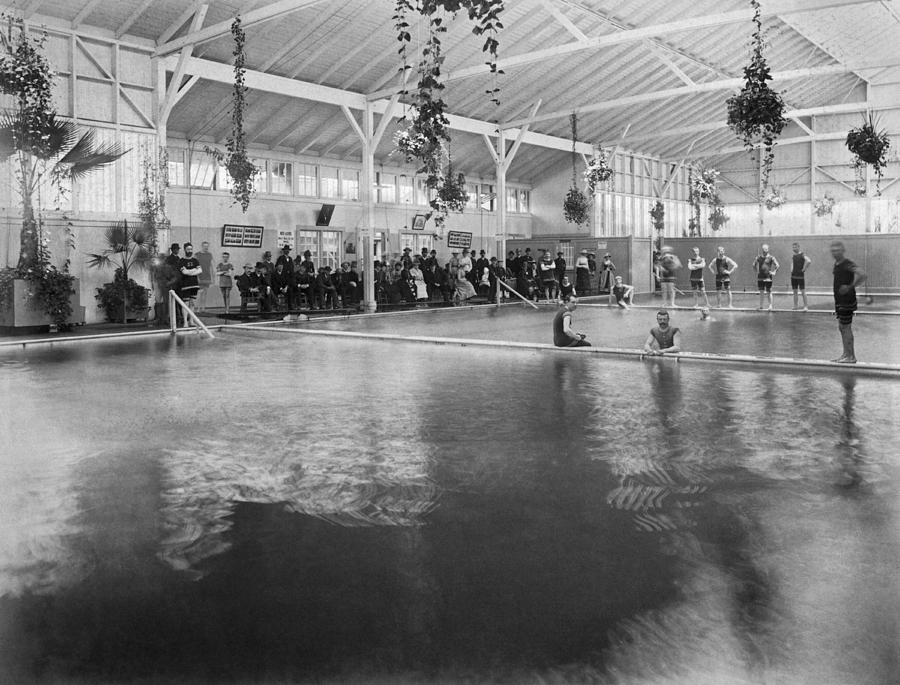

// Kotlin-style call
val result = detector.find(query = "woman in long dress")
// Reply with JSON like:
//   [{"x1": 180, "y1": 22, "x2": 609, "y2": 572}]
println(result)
[
  {"x1": 409, "y1": 260, "x2": 429, "y2": 301},
  {"x1": 454, "y1": 265, "x2": 476, "y2": 304},
  {"x1": 575, "y1": 249, "x2": 591, "y2": 295}
]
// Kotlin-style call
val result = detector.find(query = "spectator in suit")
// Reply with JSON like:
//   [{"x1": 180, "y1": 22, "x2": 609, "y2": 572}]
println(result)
[
  {"x1": 235, "y1": 264, "x2": 258, "y2": 313},
  {"x1": 295, "y1": 263, "x2": 314, "y2": 308},
  {"x1": 271, "y1": 262, "x2": 293, "y2": 310},
  {"x1": 338, "y1": 261, "x2": 359, "y2": 306},
  {"x1": 299, "y1": 249, "x2": 315, "y2": 274},
  {"x1": 254, "y1": 261, "x2": 274, "y2": 312},
  {"x1": 261, "y1": 251, "x2": 276, "y2": 278},
  {"x1": 316, "y1": 266, "x2": 339, "y2": 309}
]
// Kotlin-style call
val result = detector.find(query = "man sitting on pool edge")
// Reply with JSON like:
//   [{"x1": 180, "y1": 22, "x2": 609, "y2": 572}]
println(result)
[
  {"x1": 553, "y1": 297, "x2": 591, "y2": 347},
  {"x1": 643, "y1": 310, "x2": 682, "y2": 356}
]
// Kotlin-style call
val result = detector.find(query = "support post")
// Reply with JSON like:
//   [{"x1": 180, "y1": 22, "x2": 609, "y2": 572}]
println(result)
[
  {"x1": 810, "y1": 116, "x2": 817, "y2": 234},
  {"x1": 361, "y1": 104, "x2": 377, "y2": 313},
  {"x1": 495, "y1": 128, "x2": 507, "y2": 305}
]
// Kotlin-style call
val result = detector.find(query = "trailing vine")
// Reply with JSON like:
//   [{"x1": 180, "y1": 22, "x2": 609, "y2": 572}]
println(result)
[
  {"x1": 725, "y1": 0, "x2": 786, "y2": 193},
  {"x1": 208, "y1": 16, "x2": 258, "y2": 211},
  {"x1": 563, "y1": 113, "x2": 589, "y2": 227},
  {"x1": 846, "y1": 112, "x2": 890, "y2": 195},
  {"x1": 393, "y1": 1, "x2": 504, "y2": 189}
]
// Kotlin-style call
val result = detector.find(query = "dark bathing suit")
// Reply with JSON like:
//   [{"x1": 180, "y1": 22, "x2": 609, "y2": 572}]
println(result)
[
  {"x1": 833, "y1": 258, "x2": 858, "y2": 325},
  {"x1": 650, "y1": 325, "x2": 679, "y2": 350},
  {"x1": 791, "y1": 252, "x2": 806, "y2": 290},
  {"x1": 715, "y1": 257, "x2": 731, "y2": 290}
]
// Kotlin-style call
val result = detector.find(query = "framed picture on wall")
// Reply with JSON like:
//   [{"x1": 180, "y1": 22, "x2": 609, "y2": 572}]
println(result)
[
  {"x1": 222, "y1": 224, "x2": 264, "y2": 248},
  {"x1": 412, "y1": 214, "x2": 427, "y2": 231},
  {"x1": 344, "y1": 238, "x2": 356, "y2": 254}
]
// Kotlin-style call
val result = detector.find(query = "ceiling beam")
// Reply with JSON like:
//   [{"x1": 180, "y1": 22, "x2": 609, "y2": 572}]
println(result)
[
  {"x1": 539, "y1": 0, "x2": 588, "y2": 41},
  {"x1": 441, "y1": 0, "x2": 881, "y2": 85},
  {"x1": 164, "y1": 55, "x2": 595, "y2": 155},
  {"x1": 23, "y1": 0, "x2": 44, "y2": 18},
  {"x1": 502, "y1": 61, "x2": 900, "y2": 129},
  {"x1": 157, "y1": 1, "x2": 202, "y2": 45},
  {"x1": 116, "y1": 0, "x2": 156, "y2": 39},
  {"x1": 72, "y1": 0, "x2": 103, "y2": 28},
  {"x1": 155, "y1": 0, "x2": 328, "y2": 56}
]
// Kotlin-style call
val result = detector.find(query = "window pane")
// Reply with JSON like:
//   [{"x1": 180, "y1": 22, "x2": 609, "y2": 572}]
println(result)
[
  {"x1": 269, "y1": 161, "x2": 292, "y2": 195},
  {"x1": 167, "y1": 149, "x2": 185, "y2": 187},
  {"x1": 398, "y1": 174, "x2": 414, "y2": 204},
  {"x1": 506, "y1": 187, "x2": 517, "y2": 212},
  {"x1": 190, "y1": 154, "x2": 217, "y2": 189},
  {"x1": 415, "y1": 178, "x2": 430, "y2": 206},
  {"x1": 466, "y1": 183, "x2": 479, "y2": 209},
  {"x1": 518, "y1": 189, "x2": 529, "y2": 214},
  {"x1": 342, "y1": 169, "x2": 359, "y2": 201},
  {"x1": 377, "y1": 172, "x2": 396, "y2": 204},
  {"x1": 480, "y1": 184, "x2": 494, "y2": 211},
  {"x1": 298, "y1": 230, "x2": 319, "y2": 266},
  {"x1": 320, "y1": 230, "x2": 340, "y2": 271},
  {"x1": 297, "y1": 164, "x2": 317, "y2": 197},
  {"x1": 320, "y1": 166, "x2": 340, "y2": 198}
]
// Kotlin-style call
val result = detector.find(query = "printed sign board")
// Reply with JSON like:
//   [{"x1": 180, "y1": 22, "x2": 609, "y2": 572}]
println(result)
[
  {"x1": 222, "y1": 224, "x2": 264, "y2": 248},
  {"x1": 446, "y1": 230, "x2": 473, "y2": 250},
  {"x1": 277, "y1": 229, "x2": 295, "y2": 251}
]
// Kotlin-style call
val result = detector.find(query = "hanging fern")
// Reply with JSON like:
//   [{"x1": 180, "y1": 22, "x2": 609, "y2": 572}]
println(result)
[
  {"x1": 725, "y1": 0, "x2": 786, "y2": 193},
  {"x1": 846, "y1": 112, "x2": 891, "y2": 195}
]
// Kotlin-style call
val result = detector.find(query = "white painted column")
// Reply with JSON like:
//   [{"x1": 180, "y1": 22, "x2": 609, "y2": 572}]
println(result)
[
  {"x1": 361, "y1": 103, "x2": 377, "y2": 313},
  {"x1": 495, "y1": 129, "x2": 507, "y2": 305},
  {"x1": 809, "y1": 116, "x2": 816, "y2": 234}
]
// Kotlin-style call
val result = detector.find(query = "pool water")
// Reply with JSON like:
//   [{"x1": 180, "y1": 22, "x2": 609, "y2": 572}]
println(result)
[
  {"x1": 300, "y1": 303, "x2": 900, "y2": 365},
  {"x1": 1, "y1": 322, "x2": 899, "y2": 684}
]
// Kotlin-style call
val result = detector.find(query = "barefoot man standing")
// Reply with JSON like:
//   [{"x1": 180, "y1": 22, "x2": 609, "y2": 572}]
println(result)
[{"x1": 831, "y1": 241, "x2": 866, "y2": 364}]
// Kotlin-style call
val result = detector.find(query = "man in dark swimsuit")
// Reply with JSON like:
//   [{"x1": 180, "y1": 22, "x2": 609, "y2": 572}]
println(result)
[
  {"x1": 709, "y1": 245, "x2": 737, "y2": 309},
  {"x1": 553, "y1": 298, "x2": 590, "y2": 347},
  {"x1": 178, "y1": 242, "x2": 202, "y2": 310},
  {"x1": 643, "y1": 310, "x2": 682, "y2": 356},
  {"x1": 831, "y1": 241, "x2": 866, "y2": 363},
  {"x1": 790, "y1": 242, "x2": 812, "y2": 311},
  {"x1": 753, "y1": 243, "x2": 779, "y2": 311},
  {"x1": 609, "y1": 275, "x2": 634, "y2": 309}
]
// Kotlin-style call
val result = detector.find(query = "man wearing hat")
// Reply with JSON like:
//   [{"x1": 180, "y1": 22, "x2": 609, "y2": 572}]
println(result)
[
  {"x1": 575, "y1": 249, "x2": 591, "y2": 295},
  {"x1": 554, "y1": 251, "x2": 567, "y2": 283},
  {"x1": 254, "y1": 261, "x2": 274, "y2": 312},
  {"x1": 236, "y1": 263, "x2": 259, "y2": 313},
  {"x1": 157, "y1": 243, "x2": 182, "y2": 325},
  {"x1": 275, "y1": 245, "x2": 296, "y2": 309},
  {"x1": 315, "y1": 265, "x2": 339, "y2": 309},
  {"x1": 299, "y1": 249, "x2": 315, "y2": 274}
]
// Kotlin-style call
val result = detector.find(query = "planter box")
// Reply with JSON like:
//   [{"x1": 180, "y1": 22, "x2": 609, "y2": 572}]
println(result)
[{"x1": 0, "y1": 278, "x2": 85, "y2": 328}]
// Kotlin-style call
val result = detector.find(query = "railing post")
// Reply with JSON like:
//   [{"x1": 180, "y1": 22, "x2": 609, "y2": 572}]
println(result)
[{"x1": 169, "y1": 289, "x2": 176, "y2": 333}]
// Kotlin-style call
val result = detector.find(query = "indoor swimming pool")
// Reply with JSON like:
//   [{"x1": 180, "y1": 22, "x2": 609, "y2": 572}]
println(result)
[{"x1": 1, "y1": 307, "x2": 898, "y2": 684}]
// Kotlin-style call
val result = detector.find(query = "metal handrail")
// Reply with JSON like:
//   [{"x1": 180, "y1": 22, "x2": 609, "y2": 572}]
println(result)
[
  {"x1": 498, "y1": 279, "x2": 540, "y2": 309},
  {"x1": 169, "y1": 290, "x2": 215, "y2": 339}
]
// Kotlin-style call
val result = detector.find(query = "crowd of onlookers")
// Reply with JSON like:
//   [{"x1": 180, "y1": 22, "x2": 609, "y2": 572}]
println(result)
[{"x1": 155, "y1": 240, "x2": 617, "y2": 316}]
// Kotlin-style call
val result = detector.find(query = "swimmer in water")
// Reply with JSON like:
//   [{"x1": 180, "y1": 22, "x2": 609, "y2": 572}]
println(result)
[
  {"x1": 643, "y1": 310, "x2": 682, "y2": 356},
  {"x1": 699, "y1": 307, "x2": 712, "y2": 321}
]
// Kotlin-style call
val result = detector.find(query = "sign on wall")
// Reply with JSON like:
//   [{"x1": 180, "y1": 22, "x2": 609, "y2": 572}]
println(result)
[
  {"x1": 277, "y1": 229, "x2": 295, "y2": 251},
  {"x1": 447, "y1": 230, "x2": 473, "y2": 250},
  {"x1": 222, "y1": 224, "x2": 264, "y2": 248}
]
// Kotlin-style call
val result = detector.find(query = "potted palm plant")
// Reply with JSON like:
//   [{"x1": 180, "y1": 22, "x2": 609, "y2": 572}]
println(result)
[
  {"x1": 86, "y1": 220, "x2": 152, "y2": 323},
  {"x1": 0, "y1": 17, "x2": 126, "y2": 329}
]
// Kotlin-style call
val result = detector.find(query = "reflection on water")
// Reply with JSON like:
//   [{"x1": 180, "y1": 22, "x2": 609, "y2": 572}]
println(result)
[{"x1": 0, "y1": 334, "x2": 898, "y2": 684}]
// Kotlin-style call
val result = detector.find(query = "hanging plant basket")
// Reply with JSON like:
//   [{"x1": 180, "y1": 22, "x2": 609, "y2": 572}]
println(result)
[
  {"x1": 650, "y1": 200, "x2": 665, "y2": 232},
  {"x1": 427, "y1": 166, "x2": 468, "y2": 228},
  {"x1": 393, "y1": 1, "x2": 505, "y2": 182},
  {"x1": 690, "y1": 166, "x2": 720, "y2": 201},
  {"x1": 814, "y1": 193, "x2": 835, "y2": 217},
  {"x1": 563, "y1": 112, "x2": 590, "y2": 227},
  {"x1": 764, "y1": 186, "x2": 786, "y2": 210},
  {"x1": 846, "y1": 112, "x2": 890, "y2": 194},
  {"x1": 583, "y1": 149, "x2": 613, "y2": 194},
  {"x1": 725, "y1": 0, "x2": 786, "y2": 192},
  {"x1": 564, "y1": 187, "x2": 590, "y2": 226},
  {"x1": 708, "y1": 205, "x2": 729, "y2": 231},
  {"x1": 205, "y1": 17, "x2": 258, "y2": 212}
]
